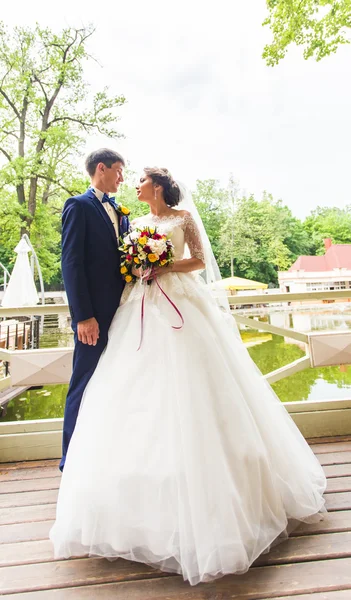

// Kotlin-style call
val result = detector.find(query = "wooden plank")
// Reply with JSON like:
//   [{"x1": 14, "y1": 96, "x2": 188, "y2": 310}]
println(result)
[
  {"x1": 324, "y1": 464, "x2": 351, "y2": 478},
  {"x1": 0, "y1": 305, "x2": 69, "y2": 318},
  {"x1": 3, "y1": 591, "x2": 351, "y2": 600},
  {"x1": 0, "y1": 557, "x2": 170, "y2": 595},
  {"x1": 0, "y1": 460, "x2": 59, "y2": 472},
  {"x1": 317, "y1": 452, "x2": 351, "y2": 466},
  {"x1": 2, "y1": 458, "x2": 346, "y2": 483},
  {"x1": 4, "y1": 586, "x2": 351, "y2": 600},
  {"x1": 0, "y1": 503, "x2": 56, "y2": 526},
  {"x1": 292, "y1": 510, "x2": 351, "y2": 536},
  {"x1": 0, "y1": 539, "x2": 55, "y2": 567},
  {"x1": 0, "y1": 477, "x2": 60, "y2": 494},
  {"x1": 254, "y1": 532, "x2": 351, "y2": 566},
  {"x1": 2, "y1": 557, "x2": 351, "y2": 598},
  {"x1": 0, "y1": 431, "x2": 61, "y2": 463},
  {"x1": 0, "y1": 385, "x2": 28, "y2": 405},
  {"x1": 0, "y1": 419, "x2": 63, "y2": 435},
  {"x1": 312, "y1": 442, "x2": 351, "y2": 454},
  {"x1": 273, "y1": 593, "x2": 351, "y2": 600},
  {"x1": 326, "y1": 477, "x2": 351, "y2": 493},
  {"x1": 2, "y1": 532, "x2": 351, "y2": 570},
  {"x1": 0, "y1": 466, "x2": 60, "y2": 482},
  {"x1": 288, "y1": 400, "x2": 351, "y2": 414},
  {"x1": 325, "y1": 493, "x2": 351, "y2": 511},
  {"x1": 291, "y1": 411, "x2": 351, "y2": 439},
  {"x1": 0, "y1": 520, "x2": 54, "y2": 544},
  {"x1": 3, "y1": 586, "x2": 351, "y2": 600},
  {"x1": 0, "y1": 489, "x2": 58, "y2": 509},
  {"x1": 308, "y1": 436, "x2": 351, "y2": 444}
]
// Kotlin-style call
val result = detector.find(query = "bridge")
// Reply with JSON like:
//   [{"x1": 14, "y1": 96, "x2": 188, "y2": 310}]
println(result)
[{"x1": 1, "y1": 290, "x2": 351, "y2": 598}]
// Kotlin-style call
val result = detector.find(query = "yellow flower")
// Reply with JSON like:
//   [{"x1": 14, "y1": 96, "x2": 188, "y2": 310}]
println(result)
[
  {"x1": 138, "y1": 236, "x2": 147, "y2": 245},
  {"x1": 149, "y1": 228, "x2": 155, "y2": 234},
  {"x1": 121, "y1": 206, "x2": 130, "y2": 215},
  {"x1": 160, "y1": 259, "x2": 167, "y2": 266},
  {"x1": 120, "y1": 266, "x2": 128, "y2": 274},
  {"x1": 134, "y1": 257, "x2": 140, "y2": 264},
  {"x1": 148, "y1": 253, "x2": 158, "y2": 263},
  {"x1": 125, "y1": 274, "x2": 133, "y2": 283}
]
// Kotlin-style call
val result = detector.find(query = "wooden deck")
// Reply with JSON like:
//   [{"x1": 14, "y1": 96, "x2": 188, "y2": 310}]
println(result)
[{"x1": 1, "y1": 436, "x2": 351, "y2": 599}]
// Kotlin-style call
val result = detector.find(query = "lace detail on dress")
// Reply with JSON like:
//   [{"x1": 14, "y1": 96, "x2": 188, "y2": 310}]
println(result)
[{"x1": 182, "y1": 213, "x2": 205, "y2": 262}]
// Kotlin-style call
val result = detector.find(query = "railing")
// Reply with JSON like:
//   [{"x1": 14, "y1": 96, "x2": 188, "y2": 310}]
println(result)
[
  {"x1": 0, "y1": 262, "x2": 10, "y2": 293},
  {"x1": 1, "y1": 289, "x2": 351, "y2": 460},
  {"x1": 0, "y1": 289, "x2": 350, "y2": 388},
  {"x1": 0, "y1": 318, "x2": 40, "y2": 379},
  {"x1": 227, "y1": 289, "x2": 351, "y2": 383}
]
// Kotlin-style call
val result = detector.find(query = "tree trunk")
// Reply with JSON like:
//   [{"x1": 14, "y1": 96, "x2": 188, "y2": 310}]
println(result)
[
  {"x1": 16, "y1": 184, "x2": 25, "y2": 205},
  {"x1": 27, "y1": 103, "x2": 49, "y2": 227},
  {"x1": 231, "y1": 225, "x2": 234, "y2": 278},
  {"x1": 16, "y1": 98, "x2": 28, "y2": 206}
]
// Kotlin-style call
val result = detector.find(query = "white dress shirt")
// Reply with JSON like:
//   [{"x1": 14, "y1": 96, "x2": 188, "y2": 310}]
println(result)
[{"x1": 93, "y1": 187, "x2": 119, "y2": 241}]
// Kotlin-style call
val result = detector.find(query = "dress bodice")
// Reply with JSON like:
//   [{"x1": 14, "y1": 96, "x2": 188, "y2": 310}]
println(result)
[{"x1": 131, "y1": 212, "x2": 205, "y2": 262}]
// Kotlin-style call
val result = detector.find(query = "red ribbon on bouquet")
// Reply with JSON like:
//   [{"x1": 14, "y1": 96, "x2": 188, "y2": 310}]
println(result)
[{"x1": 137, "y1": 275, "x2": 184, "y2": 351}]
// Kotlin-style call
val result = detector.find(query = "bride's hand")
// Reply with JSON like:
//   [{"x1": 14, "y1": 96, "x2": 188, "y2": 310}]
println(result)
[
  {"x1": 152, "y1": 264, "x2": 174, "y2": 278},
  {"x1": 132, "y1": 265, "x2": 142, "y2": 278}
]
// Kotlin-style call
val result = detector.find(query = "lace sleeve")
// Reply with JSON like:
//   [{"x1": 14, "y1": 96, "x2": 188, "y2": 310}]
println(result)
[{"x1": 182, "y1": 213, "x2": 205, "y2": 262}]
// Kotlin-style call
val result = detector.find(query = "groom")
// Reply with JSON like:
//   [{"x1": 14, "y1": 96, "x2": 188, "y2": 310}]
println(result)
[{"x1": 59, "y1": 148, "x2": 130, "y2": 471}]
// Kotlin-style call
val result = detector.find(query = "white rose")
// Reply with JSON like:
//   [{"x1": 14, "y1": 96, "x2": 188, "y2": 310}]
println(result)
[
  {"x1": 130, "y1": 230, "x2": 139, "y2": 241},
  {"x1": 148, "y1": 239, "x2": 167, "y2": 255}
]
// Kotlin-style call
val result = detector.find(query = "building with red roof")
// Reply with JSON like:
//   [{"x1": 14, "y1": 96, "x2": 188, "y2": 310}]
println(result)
[{"x1": 278, "y1": 239, "x2": 351, "y2": 293}]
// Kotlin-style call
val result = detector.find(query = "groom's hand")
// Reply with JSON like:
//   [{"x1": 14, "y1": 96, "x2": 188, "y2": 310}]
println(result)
[{"x1": 77, "y1": 317, "x2": 99, "y2": 346}]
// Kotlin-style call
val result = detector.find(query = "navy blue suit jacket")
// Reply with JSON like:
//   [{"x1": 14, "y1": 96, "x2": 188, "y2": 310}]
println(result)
[{"x1": 61, "y1": 188, "x2": 129, "y2": 330}]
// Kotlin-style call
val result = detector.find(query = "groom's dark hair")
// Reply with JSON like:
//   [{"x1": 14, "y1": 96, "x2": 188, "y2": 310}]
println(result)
[{"x1": 85, "y1": 148, "x2": 125, "y2": 176}]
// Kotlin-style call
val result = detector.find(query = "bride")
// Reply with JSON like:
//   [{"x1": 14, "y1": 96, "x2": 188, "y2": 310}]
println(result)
[{"x1": 50, "y1": 167, "x2": 327, "y2": 586}]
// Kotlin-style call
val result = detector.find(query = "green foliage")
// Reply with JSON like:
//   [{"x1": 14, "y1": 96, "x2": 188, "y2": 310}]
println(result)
[
  {"x1": 263, "y1": 0, "x2": 351, "y2": 65},
  {"x1": 303, "y1": 206, "x2": 351, "y2": 253},
  {"x1": 192, "y1": 179, "x2": 228, "y2": 266},
  {"x1": 0, "y1": 23, "x2": 125, "y2": 283},
  {"x1": 220, "y1": 191, "x2": 312, "y2": 285}
]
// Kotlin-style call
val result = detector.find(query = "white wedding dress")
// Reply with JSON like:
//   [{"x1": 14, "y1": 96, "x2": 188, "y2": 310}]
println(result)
[{"x1": 50, "y1": 212, "x2": 327, "y2": 586}]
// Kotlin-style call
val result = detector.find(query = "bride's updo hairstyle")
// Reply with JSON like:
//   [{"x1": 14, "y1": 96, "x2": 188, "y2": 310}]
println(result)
[{"x1": 144, "y1": 167, "x2": 182, "y2": 207}]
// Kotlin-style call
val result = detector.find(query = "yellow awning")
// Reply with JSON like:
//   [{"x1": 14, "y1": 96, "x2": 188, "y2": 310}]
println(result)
[{"x1": 214, "y1": 276, "x2": 268, "y2": 290}]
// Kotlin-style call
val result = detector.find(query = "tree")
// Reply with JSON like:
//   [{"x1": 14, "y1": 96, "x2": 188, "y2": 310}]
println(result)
[
  {"x1": 0, "y1": 23, "x2": 125, "y2": 282},
  {"x1": 303, "y1": 205, "x2": 351, "y2": 253},
  {"x1": 263, "y1": 0, "x2": 351, "y2": 66},
  {"x1": 220, "y1": 192, "x2": 312, "y2": 285},
  {"x1": 192, "y1": 179, "x2": 229, "y2": 268}
]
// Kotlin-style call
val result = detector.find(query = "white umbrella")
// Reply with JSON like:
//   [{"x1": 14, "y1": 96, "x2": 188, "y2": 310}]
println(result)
[{"x1": 1, "y1": 238, "x2": 39, "y2": 307}]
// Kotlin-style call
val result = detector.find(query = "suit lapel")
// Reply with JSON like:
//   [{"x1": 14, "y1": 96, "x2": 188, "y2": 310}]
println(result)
[{"x1": 86, "y1": 189, "x2": 117, "y2": 245}]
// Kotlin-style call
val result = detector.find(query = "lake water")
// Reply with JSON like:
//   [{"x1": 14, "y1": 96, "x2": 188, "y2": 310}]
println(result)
[{"x1": 2, "y1": 304, "x2": 351, "y2": 421}]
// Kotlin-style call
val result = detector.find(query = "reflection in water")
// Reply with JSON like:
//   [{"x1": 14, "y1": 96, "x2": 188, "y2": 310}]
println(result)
[
  {"x1": 2, "y1": 306, "x2": 351, "y2": 421},
  {"x1": 244, "y1": 305, "x2": 351, "y2": 404}
]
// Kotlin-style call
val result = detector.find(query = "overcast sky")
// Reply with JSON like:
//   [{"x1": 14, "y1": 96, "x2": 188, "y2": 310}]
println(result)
[{"x1": 2, "y1": 0, "x2": 351, "y2": 218}]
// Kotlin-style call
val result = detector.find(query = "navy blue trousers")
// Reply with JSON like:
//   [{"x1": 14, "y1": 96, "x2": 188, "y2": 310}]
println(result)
[{"x1": 59, "y1": 326, "x2": 108, "y2": 471}]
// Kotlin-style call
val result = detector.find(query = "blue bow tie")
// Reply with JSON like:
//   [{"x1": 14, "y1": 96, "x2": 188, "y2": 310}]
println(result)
[{"x1": 102, "y1": 193, "x2": 117, "y2": 209}]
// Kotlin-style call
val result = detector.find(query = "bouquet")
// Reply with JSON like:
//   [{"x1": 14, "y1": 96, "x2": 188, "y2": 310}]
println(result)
[
  {"x1": 119, "y1": 226, "x2": 183, "y2": 350},
  {"x1": 119, "y1": 226, "x2": 175, "y2": 283}
]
